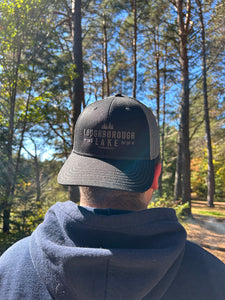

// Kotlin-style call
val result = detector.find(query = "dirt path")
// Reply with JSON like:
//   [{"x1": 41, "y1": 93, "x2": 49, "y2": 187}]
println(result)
[{"x1": 185, "y1": 213, "x2": 225, "y2": 263}]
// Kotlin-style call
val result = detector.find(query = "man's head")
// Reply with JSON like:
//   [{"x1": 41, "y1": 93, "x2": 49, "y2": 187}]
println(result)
[{"x1": 58, "y1": 94, "x2": 161, "y2": 210}]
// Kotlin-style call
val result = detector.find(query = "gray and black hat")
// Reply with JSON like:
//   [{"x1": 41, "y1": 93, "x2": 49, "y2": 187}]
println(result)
[{"x1": 57, "y1": 94, "x2": 160, "y2": 192}]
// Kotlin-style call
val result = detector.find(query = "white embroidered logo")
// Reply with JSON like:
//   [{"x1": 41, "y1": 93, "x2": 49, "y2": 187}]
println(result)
[{"x1": 83, "y1": 123, "x2": 135, "y2": 149}]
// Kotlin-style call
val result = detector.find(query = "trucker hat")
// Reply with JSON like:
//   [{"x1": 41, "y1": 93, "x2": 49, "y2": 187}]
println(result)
[{"x1": 57, "y1": 94, "x2": 160, "y2": 192}]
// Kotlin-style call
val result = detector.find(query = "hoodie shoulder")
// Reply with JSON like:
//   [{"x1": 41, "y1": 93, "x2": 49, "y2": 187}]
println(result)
[
  {"x1": 0, "y1": 237, "x2": 31, "y2": 276},
  {"x1": 0, "y1": 236, "x2": 51, "y2": 300},
  {"x1": 162, "y1": 240, "x2": 225, "y2": 300}
]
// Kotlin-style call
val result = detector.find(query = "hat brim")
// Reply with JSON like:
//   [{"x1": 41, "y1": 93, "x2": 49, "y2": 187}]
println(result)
[{"x1": 57, "y1": 151, "x2": 155, "y2": 193}]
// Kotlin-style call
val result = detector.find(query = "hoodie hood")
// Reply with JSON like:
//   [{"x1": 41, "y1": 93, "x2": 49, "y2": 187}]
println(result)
[{"x1": 30, "y1": 201, "x2": 186, "y2": 300}]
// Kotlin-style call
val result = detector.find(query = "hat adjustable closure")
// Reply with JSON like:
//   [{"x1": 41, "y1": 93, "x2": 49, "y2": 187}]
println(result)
[{"x1": 57, "y1": 94, "x2": 160, "y2": 192}]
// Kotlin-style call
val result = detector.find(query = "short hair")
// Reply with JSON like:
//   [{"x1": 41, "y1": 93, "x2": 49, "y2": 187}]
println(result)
[{"x1": 79, "y1": 186, "x2": 145, "y2": 211}]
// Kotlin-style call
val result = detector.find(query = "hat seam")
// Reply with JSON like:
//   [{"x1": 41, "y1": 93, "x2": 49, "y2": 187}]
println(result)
[{"x1": 107, "y1": 95, "x2": 116, "y2": 121}]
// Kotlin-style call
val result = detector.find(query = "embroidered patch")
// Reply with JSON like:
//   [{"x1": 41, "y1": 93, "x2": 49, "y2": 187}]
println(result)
[{"x1": 83, "y1": 123, "x2": 136, "y2": 149}]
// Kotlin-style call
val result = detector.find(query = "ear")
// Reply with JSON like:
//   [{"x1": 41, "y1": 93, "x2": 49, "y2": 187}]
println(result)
[{"x1": 150, "y1": 163, "x2": 162, "y2": 190}]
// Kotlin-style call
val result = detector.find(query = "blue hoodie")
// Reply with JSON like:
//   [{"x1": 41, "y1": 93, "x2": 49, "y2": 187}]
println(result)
[{"x1": 0, "y1": 200, "x2": 225, "y2": 299}]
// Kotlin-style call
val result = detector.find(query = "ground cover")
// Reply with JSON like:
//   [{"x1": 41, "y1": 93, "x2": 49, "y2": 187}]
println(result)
[{"x1": 185, "y1": 201, "x2": 225, "y2": 263}]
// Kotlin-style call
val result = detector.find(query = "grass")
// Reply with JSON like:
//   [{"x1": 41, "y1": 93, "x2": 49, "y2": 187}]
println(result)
[
  {"x1": 197, "y1": 210, "x2": 225, "y2": 218},
  {"x1": 191, "y1": 201, "x2": 225, "y2": 219}
]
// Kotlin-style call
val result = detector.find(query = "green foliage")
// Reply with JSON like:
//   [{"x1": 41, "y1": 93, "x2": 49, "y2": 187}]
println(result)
[
  {"x1": 0, "y1": 157, "x2": 68, "y2": 232},
  {"x1": 0, "y1": 231, "x2": 28, "y2": 256},
  {"x1": 0, "y1": 157, "x2": 68, "y2": 253},
  {"x1": 149, "y1": 197, "x2": 190, "y2": 221},
  {"x1": 0, "y1": 126, "x2": 8, "y2": 204},
  {"x1": 191, "y1": 144, "x2": 225, "y2": 201}
]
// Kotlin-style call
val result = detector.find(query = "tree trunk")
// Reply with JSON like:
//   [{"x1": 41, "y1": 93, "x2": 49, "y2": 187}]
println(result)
[
  {"x1": 175, "y1": 0, "x2": 192, "y2": 214},
  {"x1": 13, "y1": 68, "x2": 34, "y2": 196},
  {"x1": 154, "y1": 27, "x2": 160, "y2": 126},
  {"x1": 132, "y1": 0, "x2": 137, "y2": 98},
  {"x1": 34, "y1": 144, "x2": 41, "y2": 204},
  {"x1": 23, "y1": 142, "x2": 41, "y2": 204},
  {"x1": 69, "y1": 0, "x2": 84, "y2": 203},
  {"x1": 71, "y1": 0, "x2": 84, "y2": 143},
  {"x1": 159, "y1": 44, "x2": 167, "y2": 197},
  {"x1": 174, "y1": 126, "x2": 182, "y2": 201},
  {"x1": 103, "y1": 13, "x2": 110, "y2": 97},
  {"x1": 3, "y1": 47, "x2": 21, "y2": 233},
  {"x1": 196, "y1": 0, "x2": 215, "y2": 207},
  {"x1": 101, "y1": 43, "x2": 105, "y2": 99}
]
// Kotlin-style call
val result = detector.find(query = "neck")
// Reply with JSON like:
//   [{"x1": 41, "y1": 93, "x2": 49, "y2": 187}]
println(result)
[
  {"x1": 80, "y1": 197, "x2": 148, "y2": 211},
  {"x1": 79, "y1": 186, "x2": 153, "y2": 211}
]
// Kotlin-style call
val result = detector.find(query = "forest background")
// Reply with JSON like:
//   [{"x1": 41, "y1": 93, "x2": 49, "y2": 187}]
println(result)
[{"x1": 0, "y1": 0, "x2": 225, "y2": 251}]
